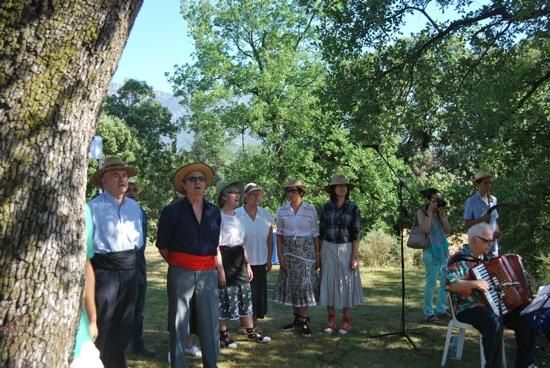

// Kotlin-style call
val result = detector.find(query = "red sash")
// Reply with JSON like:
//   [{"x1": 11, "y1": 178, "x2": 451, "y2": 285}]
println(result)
[{"x1": 168, "y1": 251, "x2": 216, "y2": 271}]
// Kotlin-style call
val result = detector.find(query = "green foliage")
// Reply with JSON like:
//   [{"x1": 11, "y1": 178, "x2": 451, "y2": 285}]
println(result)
[
  {"x1": 89, "y1": 80, "x2": 186, "y2": 224},
  {"x1": 359, "y1": 229, "x2": 420, "y2": 267}
]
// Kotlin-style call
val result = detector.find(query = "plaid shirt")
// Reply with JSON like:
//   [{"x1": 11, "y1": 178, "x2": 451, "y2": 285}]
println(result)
[
  {"x1": 319, "y1": 200, "x2": 361, "y2": 243},
  {"x1": 446, "y1": 244, "x2": 487, "y2": 314}
]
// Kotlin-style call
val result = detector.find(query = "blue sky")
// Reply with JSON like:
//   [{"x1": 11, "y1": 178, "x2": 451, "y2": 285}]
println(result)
[
  {"x1": 113, "y1": 0, "x2": 487, "y2": 94},
  {"x1": 112, "y1": 0, "x2": 193, "y2": 93}
]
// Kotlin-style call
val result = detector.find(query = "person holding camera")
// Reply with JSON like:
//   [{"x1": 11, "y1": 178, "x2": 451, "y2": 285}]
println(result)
[{"x1": 417, "y1": 188, "x2": 451, "y2": 323}]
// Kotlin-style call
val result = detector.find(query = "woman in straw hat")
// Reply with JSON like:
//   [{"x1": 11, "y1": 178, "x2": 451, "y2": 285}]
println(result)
[
  {"x1": 215, "y1": 181, "x2": 271, "y2": 348},
  {"x1": 235, "y1": 183, "x2": 274, "y2": 331},
  {"x1": 319, "y1": 175, "x2": 363, "y2": 335},
  {"x1": 156, "y1": 163, "x2": 220, "y2": 368},
  {"x1": 464, "y1": 170, "x2": 501, "y2": 257},
  {"x1": 274, "y1": 179, "x2": 320, "y2": 338}
]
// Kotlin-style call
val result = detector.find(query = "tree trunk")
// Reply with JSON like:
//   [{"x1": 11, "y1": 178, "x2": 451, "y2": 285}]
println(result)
[{"x1": 0, "y1": 1, "x2": 143, "y2": 367}]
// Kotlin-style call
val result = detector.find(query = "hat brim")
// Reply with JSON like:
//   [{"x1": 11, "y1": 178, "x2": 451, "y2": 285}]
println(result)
[
  {"x1": 284, "y1": 185, "x2": 308, "y2": 194},
  {"x1": 217, "y1": 181, "x2": 242, "y2": 204},
  {"x1": 92, "y1": 166, "x2": 137, "y2": 187},
  {"x1": 324, "y1": 183, "x2": 355, "y2": 194},
  {"x1": 173, "y1": 163, "x2": 214, "y2": 194},
  {"x1": 473, "y1": 174, "x2": 492, "y2": 185},
  {"x1": 244, "y1": 187, "x2": 264, "y2": 197}
]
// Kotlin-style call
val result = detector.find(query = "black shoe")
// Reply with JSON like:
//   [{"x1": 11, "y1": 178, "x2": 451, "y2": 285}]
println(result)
[
  {"x1": 301, "y1": 318, "x2": 312, "y2": 337},
  {"x1": 130, "y1": 345, "x2": 156, "y2": 357},
  {"x1": 281, "y1": 314, "x2": 301, "y2": 331}
]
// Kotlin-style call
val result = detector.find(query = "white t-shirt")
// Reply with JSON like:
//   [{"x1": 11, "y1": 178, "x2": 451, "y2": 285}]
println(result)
[
  {"x1": 235, "y1": 206, "x2": 273, "y2": 265},
  {"x1": 219, "y1": 212, "x2": 246, "y2": 247},
  {"x1": 276, "y1": 201, "x2": 319, "y2": 238}
]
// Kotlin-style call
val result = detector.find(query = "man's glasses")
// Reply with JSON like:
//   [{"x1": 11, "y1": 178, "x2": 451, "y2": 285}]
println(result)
[
  {"x1": 185, "y1": 176, "x2": 206, "y2": 183},
  {"x1": 475, "y1": 236, "x2": 492, "y2": 244},
  {"x1": 286, "y1": 188, "x2": 299, "y2": 193}
]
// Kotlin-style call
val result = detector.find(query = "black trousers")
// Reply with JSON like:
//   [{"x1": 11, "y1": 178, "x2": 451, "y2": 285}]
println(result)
[
  {"x1": 94, "y1": 269, "x2": 138, "y2": 368},
  {"x1": 457, "y1": 306, "x2": 536, "y2": 368},
  {"x1": 131, "y1": 282, "x2": 147, "y2": 348}
]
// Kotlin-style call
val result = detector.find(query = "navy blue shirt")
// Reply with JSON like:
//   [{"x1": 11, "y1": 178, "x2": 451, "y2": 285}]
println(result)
[{"x1": 156, "y1": 197, "x2": 221, "y2": 256}]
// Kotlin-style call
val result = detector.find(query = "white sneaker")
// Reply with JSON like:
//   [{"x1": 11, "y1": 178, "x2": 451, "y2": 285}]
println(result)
[{"x1": 184, "y1": 345, "x2": 202, "y2": 358}]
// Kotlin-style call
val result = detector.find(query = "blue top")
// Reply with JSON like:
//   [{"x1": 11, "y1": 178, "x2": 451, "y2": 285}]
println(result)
[
  {"x1": 156, "y1": 197, "x2": 221, "y2": 256},
  {"x1": 425, "y1": 215, "x2": 449, "y2": 263},
  {"x1": 73, "y1": 205, "x2": 95, "y2": 358},
  {"x1": 87, "y1": 191, "x2": 144, "y2": 254},
  {"x1": 464, "y1": 191, "x2": 499, "y2": 254}
]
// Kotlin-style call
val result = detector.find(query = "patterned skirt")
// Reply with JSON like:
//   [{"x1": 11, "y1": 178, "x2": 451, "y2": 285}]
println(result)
[
  {"x1": 218, "y1": 283, "x2": 253, "y2": 320},
  {"x1": 319, "y1": 240, "x2": 363, "y2": 308},
  {"x1": 273, "y1": 236, "x2": 319, "y2": 307}
]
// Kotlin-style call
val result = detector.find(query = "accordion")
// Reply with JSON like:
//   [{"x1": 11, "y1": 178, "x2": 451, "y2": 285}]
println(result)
[{"x1": 470, "y1": 254, "x2": 532, "y2": 316}]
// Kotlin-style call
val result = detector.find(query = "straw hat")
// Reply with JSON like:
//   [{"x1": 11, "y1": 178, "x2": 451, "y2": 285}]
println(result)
[
  {"x1": 283, "y1": 179, "x2": 308, "y2": 194},
  {"x1": 173, "y1": 162, "x2": 214, "y2": 194},
  {"x1": 324, "y1": 174, "x2": 355, "y2": 193},
  {"x1": 473, "y1": 170, "x2": 492, "y2": 184},
  {"x1": 215, "y1": 181, "x2": 241, "y2": 205},
  {"x1": 243, "y1": 182, "x2": 264, "y2": 196},
  {"x1": 127, "y1": 180, "x2": 143, "y2": 195},
  {"x1": 92, "y1": 156, "x2": 137, "y2": 187}
]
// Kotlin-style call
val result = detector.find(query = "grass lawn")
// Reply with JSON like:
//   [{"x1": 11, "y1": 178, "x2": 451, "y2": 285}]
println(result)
[{"x1": 129, "y1": 247, "x2": 549, "y2": 367}]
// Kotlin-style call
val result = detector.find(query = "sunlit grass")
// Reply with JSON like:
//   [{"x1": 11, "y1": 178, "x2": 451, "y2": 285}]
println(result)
[{"x1": 128, "y1": 247, "x2": 549, "y2": 367}]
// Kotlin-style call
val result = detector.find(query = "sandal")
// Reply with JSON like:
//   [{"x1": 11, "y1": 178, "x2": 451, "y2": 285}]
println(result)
[
  {"x1": 324, "y1": 320, "x2": 336, "y2": 334},
  {"x1": 338, "y1": 316, "x2": 351, "y2": 335},
  {"x1": 219, "y1": 330, "x2": 237, "y2": 349},
  {"x1": 246, "y1": 328, "x2": 271, "y2": 343}
]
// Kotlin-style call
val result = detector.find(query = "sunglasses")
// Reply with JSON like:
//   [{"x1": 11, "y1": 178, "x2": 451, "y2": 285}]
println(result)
[
  {"x1": 285, "y1": 188, "x2": 299, "y2": 193},
  {"x1": 475, "y1": 236, "x2": 492, "y2": 244},
  {"x1": 185, "y1": 176, "x2": 206, "y2": 183}
]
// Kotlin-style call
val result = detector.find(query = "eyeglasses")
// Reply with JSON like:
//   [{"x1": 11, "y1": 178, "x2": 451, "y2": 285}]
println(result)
[
  {"x1": 227, "y1": 191, "x2": 241, "y2": 195},
  {"x1": 286, "y1": 188, "x2": 299, "y2": 193},
  {"x1": 475, "y1": 236, "x2": 492, "y2": 244},
  {"x1": 185, "y1": 176, "x2": 206, "y2": 183}
]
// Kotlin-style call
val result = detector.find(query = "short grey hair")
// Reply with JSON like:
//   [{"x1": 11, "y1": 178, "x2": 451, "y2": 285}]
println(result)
[
  {"x1": 218, "y1": 184, "x2": 240, "y2": 208},
  {"x1": 467, "y1": 223, "x2": 493, "y2": 244}
]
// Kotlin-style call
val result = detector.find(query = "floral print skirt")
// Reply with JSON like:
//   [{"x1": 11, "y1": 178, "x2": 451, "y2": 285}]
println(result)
[
  {"x1": 218, "y1": 283, "x2": 253, "y2": 320},
  {"x1": 273, "y1": 236, "x2": 319, "y2": 307}
]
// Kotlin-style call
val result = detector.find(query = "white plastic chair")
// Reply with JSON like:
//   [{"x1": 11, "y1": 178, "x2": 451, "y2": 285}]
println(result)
[{"x1": 441, "y1": 294, "x2": 506, "y2": 367}]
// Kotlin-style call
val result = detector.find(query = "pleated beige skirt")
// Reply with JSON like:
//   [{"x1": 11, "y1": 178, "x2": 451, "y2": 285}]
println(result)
[{"x1": 319, "y1": 239, "x2": 364, "y2": 308}]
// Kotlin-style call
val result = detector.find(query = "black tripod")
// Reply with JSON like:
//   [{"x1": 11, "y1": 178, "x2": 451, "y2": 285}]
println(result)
[{"x1": 367, "y1": 145, "x2": 426, "y2": 349}]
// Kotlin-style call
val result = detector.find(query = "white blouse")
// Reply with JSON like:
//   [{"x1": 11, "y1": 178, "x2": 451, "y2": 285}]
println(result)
[
  {"x1": 276, "y1": 201, "x2": 319, "y2": 238},
  {"x1": 235, "y1": 206, "x2": 273, "y2": 265},
  {"x1": 219, "y1": 212, "x2": 246, "y2": 247}
]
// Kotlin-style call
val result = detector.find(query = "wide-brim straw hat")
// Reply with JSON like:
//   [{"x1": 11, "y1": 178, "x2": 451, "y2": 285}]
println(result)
[
  {"x1": 127, "y1": 180, "x2": 144, "y2": 195},
  {"x1": 243, "y1": 182, "x2": 264, "y2": 197},
  {"x1": 283, "y1": 179, "x2": 308, "y2": 194},
  {"x1": 215, "y1": 180, "x2": 241, "y2": 204},
  {"x1": 473, "y1": 170, "x2": 492, "y2": 184},
  {"x1": 173, "y1": 162, "x2": 214, "y2": 194},
  {"x1": 92, "y1": 156, "x2": 137, "y2": 187},
  {"x1": 324, "y1": 174, "x2": 355, "y2": 193}
]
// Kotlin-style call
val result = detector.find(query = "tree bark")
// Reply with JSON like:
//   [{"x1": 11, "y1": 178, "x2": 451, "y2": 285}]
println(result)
[{"x1": 0, "y1": 1, "x2": 142, "y2": 367}]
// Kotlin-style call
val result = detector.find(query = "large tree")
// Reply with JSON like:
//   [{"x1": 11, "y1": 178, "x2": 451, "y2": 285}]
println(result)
[{"x1": 0, "y1": 1, "x2": 143, "y2": 366}]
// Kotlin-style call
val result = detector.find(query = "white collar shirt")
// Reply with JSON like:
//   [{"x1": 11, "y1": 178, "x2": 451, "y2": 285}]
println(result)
[
  {"x1": 235, "y1": 206, "x2": 273, "y2": 265},
  {"x1": 276, "y1": 201, "x2": 319, "y2": 238}
]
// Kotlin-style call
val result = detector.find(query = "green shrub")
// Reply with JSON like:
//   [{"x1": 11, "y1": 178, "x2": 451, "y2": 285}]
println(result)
[{"x1": 359, "y1": 229, "x2": 423, "y2": 268}]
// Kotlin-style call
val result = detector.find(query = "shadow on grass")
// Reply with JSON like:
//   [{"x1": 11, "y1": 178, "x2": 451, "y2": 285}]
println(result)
[{"x1": 128, "y1": 248, "x2": 550, "y2": 368}]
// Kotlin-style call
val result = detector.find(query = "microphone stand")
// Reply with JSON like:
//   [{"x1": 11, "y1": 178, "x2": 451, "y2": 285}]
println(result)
[
  {"x1": 492, "y1": 279, "x2": 507, "y2": 367},
  {"x1": 367, "y1": 145, "x2": 426, "y2": 349}
]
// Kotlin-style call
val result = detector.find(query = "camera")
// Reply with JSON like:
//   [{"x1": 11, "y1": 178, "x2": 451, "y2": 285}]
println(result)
[{"x1": 435, "y1": 198, "x2": 447, "y2": 208}]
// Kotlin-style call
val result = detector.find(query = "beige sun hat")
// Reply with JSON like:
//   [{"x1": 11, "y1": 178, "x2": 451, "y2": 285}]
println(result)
[
  {"x1": 473, "y1": 170, "x2": 492, "y2": 184},
  {"x1": 243, "y1": 182, "x2": 264, "y2": 197},
  {"x1": 127, "y1": 180, "x2": 143, "y2": 195},
  {"x1": 92, "y1": 156, "x2": 137, "y2": 187},
  {"x1": 173, "y1": 162, "x2": 214, "y2": 194},
  {"x1": 324, "y1": 174, "x2": 355, "y2": 193},
  {"x1": 283, "y1": 179, "x2": 308, "y2": 194}
]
